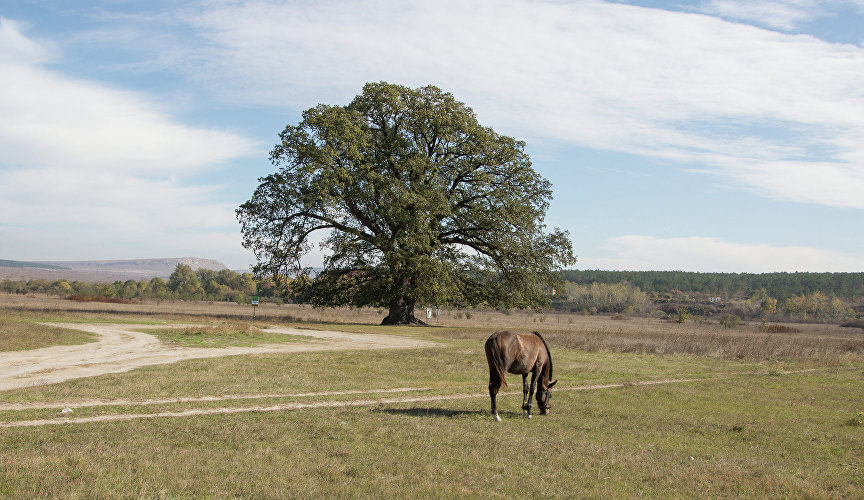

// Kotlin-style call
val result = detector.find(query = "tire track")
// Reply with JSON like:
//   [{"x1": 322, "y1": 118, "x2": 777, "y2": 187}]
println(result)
[
  {"x1": 1, "y1": 371, "x2": 820, "y2": 428},
  {"x1": 0, "y1": 387, "x2": 430, "y2": 411}
]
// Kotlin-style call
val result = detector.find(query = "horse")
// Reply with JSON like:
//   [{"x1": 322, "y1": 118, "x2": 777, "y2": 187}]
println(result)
[{"x1": 485, "y1": 330, "x2": 557, "y2": 422}]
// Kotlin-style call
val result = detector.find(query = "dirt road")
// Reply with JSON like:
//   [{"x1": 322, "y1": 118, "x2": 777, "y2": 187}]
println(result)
[
  {"x1": 0, "y1": 323, "x2": 436, "y2": 392},
  {"x1": 0, "y1": 376, "x2": 775, "y2": 428}
]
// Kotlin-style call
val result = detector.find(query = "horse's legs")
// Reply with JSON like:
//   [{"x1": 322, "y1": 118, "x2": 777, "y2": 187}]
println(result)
[
  {"x1": 521, "y1": 373, "x2": 530, "y2": 416},
  {"x1": 526, "y1": 370, "x2": 539, "y2": 419},
  {"x1": 489, "y1": 375, "x2": 502, "y2": 422}
]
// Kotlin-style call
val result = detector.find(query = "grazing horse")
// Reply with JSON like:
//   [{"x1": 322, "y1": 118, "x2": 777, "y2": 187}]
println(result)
[{"x1": 485, "y1": 330, "x2": 557, "y2": 422}]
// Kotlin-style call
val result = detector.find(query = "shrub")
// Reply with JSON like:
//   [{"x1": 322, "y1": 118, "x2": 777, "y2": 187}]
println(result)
[
  {"x1": 720, "y1": 314, "x2": 741, "y2": 329},
  {"x1": 560, "y1": 282, "x2": 652, "y2": 315},
  {"x1": 759, "y1": 324, "x2": 802, "y2": 333},
  {"x1": 65, "y1": 295, "x2": 138, "y2": 305}
]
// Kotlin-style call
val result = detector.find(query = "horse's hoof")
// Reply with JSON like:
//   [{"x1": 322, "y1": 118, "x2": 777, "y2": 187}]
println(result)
[
  {"x1": 493, "y1": 414, "x2": 501, "y2": 422},
  {"x1": 527, "y1": 414, "x2": 532, "y2": 419}
]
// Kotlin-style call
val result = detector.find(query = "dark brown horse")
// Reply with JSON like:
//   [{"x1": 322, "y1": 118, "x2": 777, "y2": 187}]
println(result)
[{"x1": 485, "y1": 330, "x2": 557, "y2": 421}]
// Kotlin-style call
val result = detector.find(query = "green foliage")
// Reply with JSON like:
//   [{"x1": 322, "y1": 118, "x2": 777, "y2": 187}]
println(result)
[
  {"x1": 167, "y1": 264, "x2": 204, "y2": 299},
  {"x1": 561, "y1": 270, "x2": 864, "y2": 300},
  {"x1": 762, "y1": 296, "x2": 778, "y2": 315},
  {"x1": 140, "y1": 324, "x2": 308, "y2": 348},
  {"x1": 720, "y1": 314, "x2": 741, "y2": 329},
  {"x1": 1, "y1": 265, "x2": 265, "y2": 304},
  {"x1": 675, "y1": 307, "x2": 692, "y2": 323},
  {"x1": 237, "y1": 82, "x2": 575, "y2": 323}
]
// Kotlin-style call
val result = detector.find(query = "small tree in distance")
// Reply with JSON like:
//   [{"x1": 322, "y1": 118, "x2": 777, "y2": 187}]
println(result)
[{"x1": 237, "y1": 82, "x2": 576, "y2": 324}]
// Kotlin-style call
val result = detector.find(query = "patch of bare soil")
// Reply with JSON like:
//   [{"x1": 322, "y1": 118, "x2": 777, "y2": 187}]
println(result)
[{"x1": 0, "y1": 323, "x2": 436, "y2": 393}]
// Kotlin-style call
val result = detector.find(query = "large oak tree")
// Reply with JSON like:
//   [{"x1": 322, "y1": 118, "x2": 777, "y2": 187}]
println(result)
[{"x1": 237, "y1": 82, "x2": 575, "y2": 324}]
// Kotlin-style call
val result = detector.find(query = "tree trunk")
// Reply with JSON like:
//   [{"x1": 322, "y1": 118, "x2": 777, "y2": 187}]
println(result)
[{"x1": 381, "y1": 296, "x2": 426, "y2": 325}]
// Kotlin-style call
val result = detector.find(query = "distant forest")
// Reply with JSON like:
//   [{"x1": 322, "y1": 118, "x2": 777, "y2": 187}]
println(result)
[
  {"x1": 561, "y1": 270, "x2": 864, "y2": 300},
  {"x1": 3, "y1": 267, "x2": 862, "y2": 324}
]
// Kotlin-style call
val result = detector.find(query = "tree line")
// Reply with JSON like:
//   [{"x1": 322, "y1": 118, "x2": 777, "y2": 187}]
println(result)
[
  {"x1": 0, "y1": 264, "x2": 285, "y2": 304},
  {"x1": 552, "y1": 272, "x2": 861, "y2": 324},
  {"x1": 551, "y1": 281, "x2": 857, "y2": 323},
  {"x1": 561, "y1": 270, "x2": 864, "y2": 300},
  {"x1": 3, "y1": 265, "x2": 860, "y2": 324}
]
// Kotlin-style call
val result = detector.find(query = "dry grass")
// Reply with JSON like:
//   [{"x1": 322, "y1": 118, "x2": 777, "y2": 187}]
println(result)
[
  {"x1": 66, "y1": 294, "x2": 140, "y2": 305},
  {"x1": 0, "y1": 312, "x2": 98, "y2": 351},
  {"x1": 759, "y1": 324, "x2": 802, "y2": 334},
  {"x1": 3, "y1": 293, "x2": 863, "y2": 364},
  {"x1": 1, "y1": 346, "x2": 863, "y2": 498},
  {"x1": 1, "y1": 297, "x2": 863, "y2": 498},
  {"x1": 421, "y1": 320, "x2": 864, "y2": 365}
]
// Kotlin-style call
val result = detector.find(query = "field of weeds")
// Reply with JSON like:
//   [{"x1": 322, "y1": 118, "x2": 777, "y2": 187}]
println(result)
[{"x1": 1, "y1": 294, "x2": 863, "y2": 498}]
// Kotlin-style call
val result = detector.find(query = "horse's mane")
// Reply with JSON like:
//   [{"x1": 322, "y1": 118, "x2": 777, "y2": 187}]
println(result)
[{"x1": 531, "y1": 331, "x2": 553, "y2": 380}]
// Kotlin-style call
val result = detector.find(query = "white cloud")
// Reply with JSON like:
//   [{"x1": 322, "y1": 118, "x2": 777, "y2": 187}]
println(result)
[
  {"x1": 697, "y1": 0, "x2": 819, "y2": 30},
  {"x1": 0, "y1": 68, "x2": 254, "y2": 173},
  {"x1": 0, "y1": 18, "x2": 54, "y2": 63},
  {"x1": 174, "y1": 0, "x2": 864, "y2": 209},
  {"x1": 0, "y1": 165, "x2": 253, "y2": 266},
  {"x1": 0, "y1": 18, "x2": 258, "y2": 268},
  {"x1": 696, "y1": 0, "x2": 864, "y2": 31},
  {"x1": 580, "y1": 235, "x2": 864, "y2": 272}
]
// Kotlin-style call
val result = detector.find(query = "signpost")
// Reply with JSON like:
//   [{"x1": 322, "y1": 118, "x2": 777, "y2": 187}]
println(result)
[{"x1": 251, "y1": 296, "x2": 259, "y2": 320}]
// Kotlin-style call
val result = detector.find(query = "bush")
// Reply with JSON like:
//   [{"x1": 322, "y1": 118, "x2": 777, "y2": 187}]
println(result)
[
  {"x1": 559, "y1": 282, "x2": 652, "y2": 315},
  {"x1": 840, "y1": 319, "x2": 864, "y2": 330},
  {"x1": 759, "y1": 324, "x2": 802, "y2": 333},
  {"x1": 720, "y1": 314, "x2": 741, "y2": 329},
  {"x1": 66, "y1": 295, "x2": 138, "y2": 305}
]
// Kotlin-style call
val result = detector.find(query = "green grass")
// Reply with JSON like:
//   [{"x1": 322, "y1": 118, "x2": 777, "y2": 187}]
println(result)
[
  {"x1": 1, "y1": 368, "x2": 862, "y2": 498},
  {"x1": 0, "y1": 313, "x2": 99, "y2": 351},
  {"x1": 0, "y1": 335, "x2": 774, "y2": 405},
  {"x1": 1, "y1": 308, "x2": 863, "y2": 497},
  {"x1": 138, "y1": 323, "x2": 311, "y2": 348}
]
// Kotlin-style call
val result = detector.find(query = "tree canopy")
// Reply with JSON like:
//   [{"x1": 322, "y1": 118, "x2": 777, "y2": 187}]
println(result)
[{"x1": 237, "y1": 82, "x2": 575, "y2": 324}]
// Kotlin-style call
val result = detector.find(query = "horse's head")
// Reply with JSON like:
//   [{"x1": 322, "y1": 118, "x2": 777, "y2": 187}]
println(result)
[{"x1": 537, "y1": 379, "x2": 558, "y2": 414}]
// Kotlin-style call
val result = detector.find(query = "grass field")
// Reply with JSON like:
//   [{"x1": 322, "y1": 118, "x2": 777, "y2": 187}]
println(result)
[
  {"x1": 0, "y1": 312, "x2": 100, "y2": 351},
  {"x1": 1, "y1": 295, "x2": 863, "y2": 498},
  {"x1": 138, "y1": 323, "x2": 312, "y2": 348}
]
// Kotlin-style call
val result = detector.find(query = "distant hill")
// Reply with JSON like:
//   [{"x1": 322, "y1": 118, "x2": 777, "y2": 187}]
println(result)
[
  {"x1": 0, "y1": 259, "x2": 67, "y2": 270},
  {"x1": 0, "y1": 257, "x2": 230, "y2": 282}
]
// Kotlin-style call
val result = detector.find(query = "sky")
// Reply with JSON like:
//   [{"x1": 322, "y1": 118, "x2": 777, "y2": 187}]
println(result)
[{"x1": 1, "y1": 0, "x2": 863, "y2": 273}]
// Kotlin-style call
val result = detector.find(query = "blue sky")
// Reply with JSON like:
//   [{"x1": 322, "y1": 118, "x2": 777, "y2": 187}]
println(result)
[{"x1": 1, "y1": 0, "x2": 863, "y2": 272}]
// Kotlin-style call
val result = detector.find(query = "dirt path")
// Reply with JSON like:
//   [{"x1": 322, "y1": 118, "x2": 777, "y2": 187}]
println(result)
[
  {"x1": 0, "y1": 368, "x2": 830, "y2": 428},
  {"x1": 0, "y1": 378, "x2": 707, "y2": 428},
  {"x1": 0, "y1": 323, "x2": 436, "y2": 393}
]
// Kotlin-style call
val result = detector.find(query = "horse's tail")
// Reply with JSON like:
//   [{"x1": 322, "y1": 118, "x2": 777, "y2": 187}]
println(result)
[
  {"x1": 485, "y1": 334, "x2": 509, "y2": 388},
  {"x1": 532, "y1": 331, "x2": 553, "y2": 380}
]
